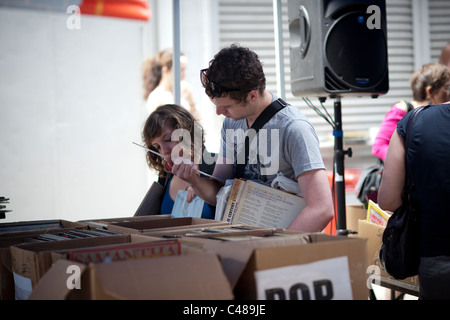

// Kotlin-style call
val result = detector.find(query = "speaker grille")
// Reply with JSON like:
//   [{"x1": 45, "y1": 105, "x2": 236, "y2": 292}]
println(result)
[
  {"x1": 325, "y1": 67, "x2": 350, "y2": 92},
  {"x1": 325, "y1": 11, "x2": 388, "y2": 92}
]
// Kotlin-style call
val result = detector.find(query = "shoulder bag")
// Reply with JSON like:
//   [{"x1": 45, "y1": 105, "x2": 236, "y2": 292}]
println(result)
[{"x1": 356, "y1": 159, "x2": 384, "y2": 205}]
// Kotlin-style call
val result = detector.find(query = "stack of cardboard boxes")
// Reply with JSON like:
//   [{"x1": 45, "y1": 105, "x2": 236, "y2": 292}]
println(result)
[
  {"x1": 1, "y1": 213, "x2": 371, "y2": 300},
  {"x1": 346, "y1": 203, "x2": 419, "y2": 297}
]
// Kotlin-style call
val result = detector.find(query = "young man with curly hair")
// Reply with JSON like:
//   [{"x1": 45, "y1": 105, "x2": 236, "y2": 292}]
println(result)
[{"x1": 172, "y1": 44, "x2": 334, "y2": 232}]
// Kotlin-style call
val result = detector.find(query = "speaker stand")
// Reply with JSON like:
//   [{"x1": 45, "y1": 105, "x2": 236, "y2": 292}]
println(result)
[{"x1": 333, "y1": 97, "x2": 354, "y2": 236}]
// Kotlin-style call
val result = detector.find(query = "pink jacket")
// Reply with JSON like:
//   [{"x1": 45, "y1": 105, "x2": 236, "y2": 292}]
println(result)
[{"x1": 372, "y1": 103, "x2": 407, "y2": 161}]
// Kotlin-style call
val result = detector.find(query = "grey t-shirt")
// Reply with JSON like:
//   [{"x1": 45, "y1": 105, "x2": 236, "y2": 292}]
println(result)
[{"x1": 219, "y1": 93, "x2": 324, "y2": 188}]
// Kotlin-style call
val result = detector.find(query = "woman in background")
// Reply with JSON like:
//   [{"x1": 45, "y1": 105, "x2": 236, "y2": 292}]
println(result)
[
  {"x1": 372, "y1": 63, "x2": 450, "y2": 161},
  {"x1": 142, "y1": 48, "x2": 199, "y2": 119},
  {"x1": 378, "y1": 98, "x2": 450, "y2": 299}
]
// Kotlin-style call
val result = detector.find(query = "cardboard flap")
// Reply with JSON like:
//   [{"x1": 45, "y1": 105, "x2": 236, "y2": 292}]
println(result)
[
  {"x1": 28, "y1": 260, "x2": 86, "y2": 300},
  {"x1": 202, "y1": 242, "x2": 255, "y2": 289},
  {"x1": 94, "y1": 253, "x2": 234, "y2": 300},
  {"x1": 200, "y1": 234, "x2": 311, "y2": 288}
]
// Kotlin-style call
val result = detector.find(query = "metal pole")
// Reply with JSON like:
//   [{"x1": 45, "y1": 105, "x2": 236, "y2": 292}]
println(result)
[
  {"x1": 173, "y1": 0, "x2": 181, "y2": 105},
  {"x1": 273, "y1": 0, "x2": 285, "y2": 99},
  {"x1": 334, "y1": 97, "x2": 348, "y2": 235}
]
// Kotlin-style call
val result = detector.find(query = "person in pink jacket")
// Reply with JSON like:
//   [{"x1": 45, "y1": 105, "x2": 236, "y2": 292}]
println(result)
[{"x1": 372, "y1": 63, "x2": 450, "y2": 161}]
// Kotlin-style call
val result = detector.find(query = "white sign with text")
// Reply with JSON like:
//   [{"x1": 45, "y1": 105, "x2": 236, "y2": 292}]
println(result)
[{"x1": 255, "y1": 256, "x2": 353, "y2": 300}]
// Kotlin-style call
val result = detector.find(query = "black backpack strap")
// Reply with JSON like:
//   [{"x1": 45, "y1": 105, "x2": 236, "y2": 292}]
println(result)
[
  {"x1": 235, "y1": 98, "x2": 287, "y2": 178},
  {"x1": 250, "y1": 98, "x2": 287, "y2": 133}
]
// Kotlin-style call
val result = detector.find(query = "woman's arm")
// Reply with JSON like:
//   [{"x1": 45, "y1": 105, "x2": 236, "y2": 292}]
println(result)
[{"x1": 377, "y1": 129, "x2": 406, "y2": 212}]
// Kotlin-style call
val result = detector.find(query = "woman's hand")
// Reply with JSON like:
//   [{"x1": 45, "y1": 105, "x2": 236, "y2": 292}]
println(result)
[{"x1": 186, "y1": 186, "x2": 196, "y2": 203}]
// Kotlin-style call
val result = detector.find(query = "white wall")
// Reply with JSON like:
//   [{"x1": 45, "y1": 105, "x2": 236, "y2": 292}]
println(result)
[
  {"x1": 0, "y1": 1, "x2": 223, "y2": 223},
  {"x1": 150, "y1": 0, "x2": 223, "y2": 153},
  {"x1": 0, "y1": 8, "x2": 151, "y2": 222}
]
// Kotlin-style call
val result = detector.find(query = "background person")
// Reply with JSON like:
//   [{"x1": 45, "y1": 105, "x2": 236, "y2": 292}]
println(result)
[
  {"x1": 142, "y1": 48, "x2": 199, "y2": 119},
  {"x1": 372, "y1": 63, "x2": 450, "y2": 161},
  {"x1": 171, "y1": 44, "x2": 334, "y2": 232},
  {"x1": 440, "y1": 42, "x2": 450, "y2": 68}
]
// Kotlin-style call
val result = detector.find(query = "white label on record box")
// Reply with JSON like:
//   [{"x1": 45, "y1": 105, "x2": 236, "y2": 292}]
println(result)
[{"x1": 255, "y1": 256, "x2": 352, "y2": 300}]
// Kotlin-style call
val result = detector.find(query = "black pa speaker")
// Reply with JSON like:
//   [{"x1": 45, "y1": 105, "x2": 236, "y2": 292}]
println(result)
[{"x1": 288, "y1": 0, "x2": 389, "y2": 98}]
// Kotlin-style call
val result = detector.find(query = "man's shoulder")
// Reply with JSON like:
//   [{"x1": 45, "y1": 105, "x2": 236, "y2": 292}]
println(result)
[{"x1": 271, "y1": 103, "x2": 309, "y2": 125}]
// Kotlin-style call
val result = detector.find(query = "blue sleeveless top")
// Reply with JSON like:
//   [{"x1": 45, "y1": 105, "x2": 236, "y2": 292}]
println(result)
[{"x1": 160, "y1": 176, "x2": 215, "y2": 219}]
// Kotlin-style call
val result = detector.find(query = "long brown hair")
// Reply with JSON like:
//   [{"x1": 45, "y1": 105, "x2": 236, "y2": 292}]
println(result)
[
  {"x1": 142, "y1": 104, "x2": 205, "y2": 175},
  {"x1": 142, "y1": 48, "x2": 187, "y2": 100}
]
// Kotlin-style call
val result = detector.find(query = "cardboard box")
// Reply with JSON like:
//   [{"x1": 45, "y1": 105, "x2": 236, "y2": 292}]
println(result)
[
  {"x1": 346, "y1": 204, "x2": 367, "y2": 236},
  {"x1": 357, "y1": 219, "x2": 419, "y2": 286},
  {"x1": 10, "y1": 233, "x2": 158, "y2": 300},
  {"x1": 143, "y1": 224, "x2": 273, "y2": 238},
  {"x1": 105, "y1": 217, "x2": 228, "y2": 234},
  {"x1": 181, "y1": 232, "x2": 368, "y2": 300},
  {"x1": 79, "y1": 215, "x2": 172, "y2": 229},
  {"x1": 0, "y1": 220, "x2": 88, "y2": 300},
  {"x1": 51, "y1": 238, "x2": 182, "y2": 264},
  {"x1": 0, "y1": 219, "x2": 86, "y2": 239},
  {"x1": 29, "y1": 252, "x2": 233, "y2": 300}
]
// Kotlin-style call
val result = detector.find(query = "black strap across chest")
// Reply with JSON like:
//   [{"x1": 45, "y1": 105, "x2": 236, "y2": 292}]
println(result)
[{"x1": 235, "y1": 98, "x2": 287, "y2": 178}]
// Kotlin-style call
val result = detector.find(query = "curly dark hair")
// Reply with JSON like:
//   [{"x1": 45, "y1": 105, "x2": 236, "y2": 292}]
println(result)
[
  {"x1": 202, "y1": 44, "x2": 266, "y2": 102},
  {"x1": 142, "y1": 104, "x2": 205, "y2": 175}
]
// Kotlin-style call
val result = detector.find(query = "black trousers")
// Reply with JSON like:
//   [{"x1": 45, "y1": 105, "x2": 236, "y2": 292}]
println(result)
[{"x1": 419, "y1": 256, "x2": 450, "y2": 300}]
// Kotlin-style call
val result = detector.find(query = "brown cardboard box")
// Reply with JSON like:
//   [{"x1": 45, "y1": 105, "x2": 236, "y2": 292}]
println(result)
[
  {"x1": 0, "y1": 219, "x2": 86, "y2": 239},
  {"x1": 182, "y1": 232, "x2": 368, "y2": 300},
  {"x1": 29, "y1": 252, "x2": 234, "y2": 300},
  {"x1": 346, "y1": 204, "x2": 367, "y2": 236},
  {"x1": 51, "y1": 237, "x2": 182, "y2": 264},
  {"x1": 357, "y1": 219, "x2": 419, "y2": 287},
  {"x1": 143, "y1": 224, "x2": 273, "y2": 238},
  {"x1": 79, "y1": 215, "x2": 172, "y2": 229},
  {"x1": 106, "y1": 217, "x2": 228, "y2": 234},
  {"x1": 0, "y1": 220, "x2": 88, "y2": 300},
  {"x1": 10, "y1": 233, "x2": 158, "y2": 299}
]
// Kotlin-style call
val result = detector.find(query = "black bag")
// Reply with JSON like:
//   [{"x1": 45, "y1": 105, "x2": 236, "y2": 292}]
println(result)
[
  {"x1": 134, "y1": 181, "x2": 165, "y2": 216},
  {"x1": 356, "y1": 159, "x2": 384, "y2": 205},
  {"x1": 379, "y1": 106, "x2": 425, "y2": 279}
]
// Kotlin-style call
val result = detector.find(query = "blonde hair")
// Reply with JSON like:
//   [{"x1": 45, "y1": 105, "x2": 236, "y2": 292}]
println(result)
[{"x1": 142, "y1": 48, "x2": 185, "y2": 100}]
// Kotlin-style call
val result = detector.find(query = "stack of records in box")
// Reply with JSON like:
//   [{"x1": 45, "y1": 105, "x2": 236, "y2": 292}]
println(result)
[{"x1": 23, "y1": 228, "x2": 122, "y2": 243}]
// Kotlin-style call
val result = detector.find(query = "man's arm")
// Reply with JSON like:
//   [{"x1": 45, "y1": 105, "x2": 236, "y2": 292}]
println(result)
[
  {"x1": 287, "y1": 169, "x2": 334, "y2": 232},
  {"x1": 171, "y1": 156, "x2": 234, "y2": 206}
]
